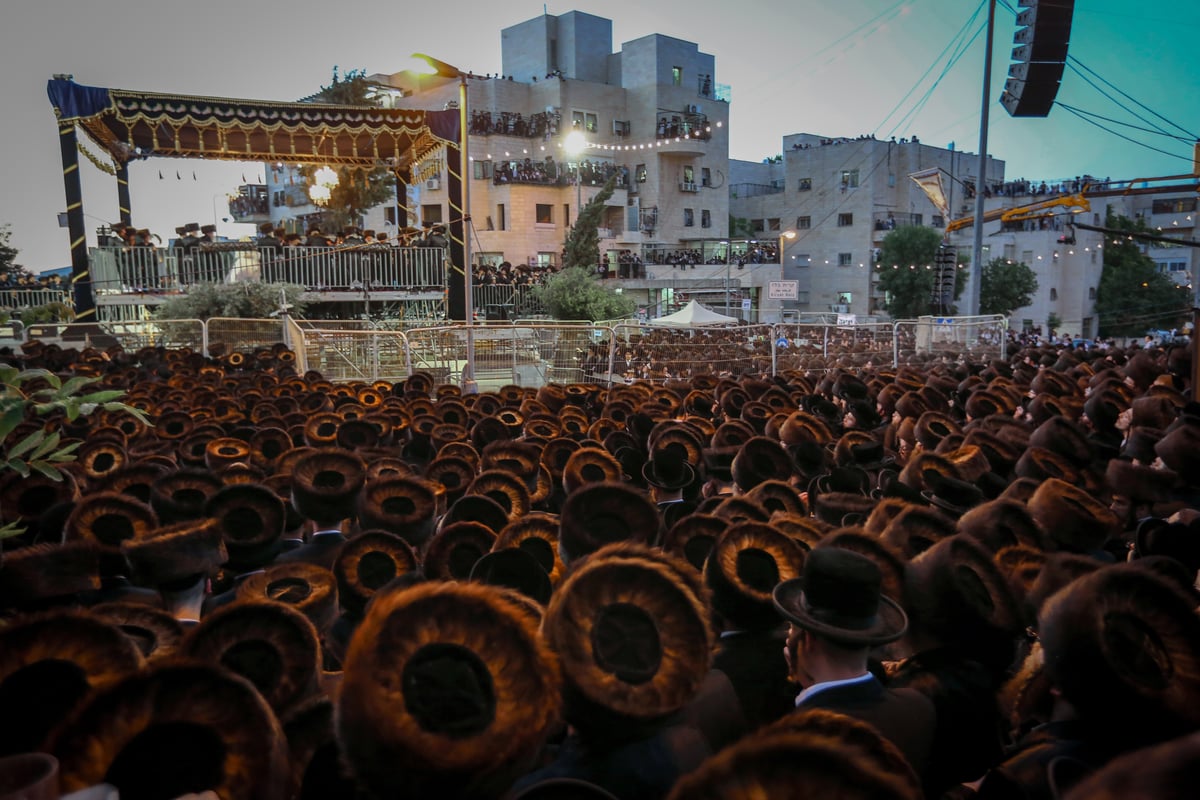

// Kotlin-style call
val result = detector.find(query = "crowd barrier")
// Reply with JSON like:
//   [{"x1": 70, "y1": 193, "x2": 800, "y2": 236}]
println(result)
[{"x1": 14, "y1": 315, "x2": 1008, "y2": 388}]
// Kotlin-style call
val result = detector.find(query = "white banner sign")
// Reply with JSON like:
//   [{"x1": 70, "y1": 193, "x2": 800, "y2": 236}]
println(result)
[
  {"x1": 837, "y1": 313, "x2": 857, "y2": 328},
  {"x1": 767, "y1": 280, "x2": 799, "y2": 300}
]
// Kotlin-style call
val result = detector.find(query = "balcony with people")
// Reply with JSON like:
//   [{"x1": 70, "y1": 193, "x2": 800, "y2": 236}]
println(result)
[{"x1": 227, "y1": 185, "x2": 271, "y2": 224}]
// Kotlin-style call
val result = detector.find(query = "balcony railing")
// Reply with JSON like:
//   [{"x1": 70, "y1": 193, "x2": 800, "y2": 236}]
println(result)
[
  {"x1": 0, "y1": 288, "x2": 74, "y2": 310},
  {"x1": 872, "y1": 212, "x2": 926, "y2": 231},
  {"x1": 679, "y1": 182, "x2": 699, "y2": 193},
  {"x1": 88, "y1": 246, "x2": 446, "y2": 294}
]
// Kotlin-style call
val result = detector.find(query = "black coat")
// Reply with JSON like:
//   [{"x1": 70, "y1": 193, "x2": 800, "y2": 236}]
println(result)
[
  {"x1": 273, "y1": 532, "x2": 347, "y2": 570},
  {"x1": 711, "y1": 629, "x2": 796, "y2": 729},
  {"x1": 887, "y1": 647, "x2": 1007, "y2": 798},
  {"x1": 974, "y1": 720, "x2": 1115, "y2": 800},
  {"x1": 793, "y1": 674, "x2": 936, "y2": 779}
]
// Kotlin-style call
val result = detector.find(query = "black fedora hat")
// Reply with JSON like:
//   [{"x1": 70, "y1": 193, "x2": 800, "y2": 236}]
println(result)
[
  {"x1": 470, "y1": 547, "x2": 553, "y2": 606},
  {"x1": 642, "y1": 443, "x2": 696, "y2": 490},
  {"x1": 773, "y1": 547, "x2": 908, "y2": 647}
]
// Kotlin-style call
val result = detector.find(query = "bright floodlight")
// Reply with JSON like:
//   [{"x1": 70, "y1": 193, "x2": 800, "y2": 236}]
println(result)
[
  {"x1": 564, "y1": 129, "x2": 588, "y2": 157},
  {"x1": 409, "y1": 53, "x2": 462, "y2": 79}
]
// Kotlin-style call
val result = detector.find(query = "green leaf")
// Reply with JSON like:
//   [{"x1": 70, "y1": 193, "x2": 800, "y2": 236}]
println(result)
[
  {"x1": 29, "y1": 461, "x2": 63, "y2": 481},
  {"x1": 60, "y1": 375, "x2": 101, "y2": 397},
  {"x1": 7, "y1": 429, "x2": 44, "y2": 458},
  {"x1": 0, "y1": 364, "x2": 18, "y2": 385},
  {"x1": 64, "y1": 398, "x2": 81, "y2": 421},
  {"x1": 78, "y1": 390, "x2": 126, "y2": 405},
  {"x1": 31, "y1": 431, "x2": 61, "y2": 459},
  {"x1": 6, "y1": 458, "x2": 30, "y2": 477},
  {"x1": 52, "y1": 440, "x2": 83, "y2": 458},
  {"x1": 0, "y1": 403, "x2": 25, "y2": 442},
  {"x1": 0, "y1": 519, "x2": 28, "y2": 541},
  {"x1": 14, "y1": 368, "x2": 54, "y2": 385}
]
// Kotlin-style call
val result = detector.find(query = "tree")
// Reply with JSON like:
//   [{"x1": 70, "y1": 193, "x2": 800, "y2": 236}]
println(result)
[
  {"x1": 728, "y1": 216, "x2": 756, "y2": 239},
  {"x1": 300, "y1": 69, "x2": 395, "y2": 232},
  {"x1": 536, "y1": 267, "x2": 635, "y2": 321},
  {"x1": 155, "y1": 282, "x2": 309, "y2": 320},
  {"x1": 1095, "y1": 209, "x2": 1190, "y2": 338},
  {"x1": 0, "y1": 225, "x2": 29, "y2": 280},
  {"x1": 979, "y1": 257, "x2": 1038, "y2": 317},
  {"x1": 875, "y1": 225, "x2": 955, "y2": 319},
  {"x1": 561, "y1": 176, "x2": 617, "y2": 270}
]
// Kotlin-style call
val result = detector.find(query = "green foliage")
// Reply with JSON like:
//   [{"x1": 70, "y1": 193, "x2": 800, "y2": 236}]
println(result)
[
  {"x1": 1046, "y1": 312, "x2": 1062, "y2": 334},
  {"x1": 300, "y1": 69, "x2": 395, "y2": 231},
  {"x1": 1, "y1": 365, "x2": 151, "y2": 537},
  {"x1": 728, "y1": 216, "x2": 756, "y2": 239},
  {"x1": 980, "y1": 258, "x2": 1039, "y2": 317},
  {"x1": 875, "y1": 225, "x2": 951, "y2": 318},
  {"x1": 535, "y1": 266, "x2": 636, "y2": 322},
  {"x1": 0, "y1": 224, "x2": 26, "y2": 278},
  {"x1": 19, "y1": 302, "x2": 75, "y2": 326},
  {"x1": 1095, "y1": 210, "x2": 1190, "y2": 337},
  {"x1": 154, "y1": 282, "x2": 309, "y2": 321},
  {"x1": 562, "y1": 176, "x2": 618, "y2": 270}
]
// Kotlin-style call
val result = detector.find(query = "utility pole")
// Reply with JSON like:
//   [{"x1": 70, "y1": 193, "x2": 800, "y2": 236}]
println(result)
[{"x1": 969, "y1": 0, "x2": 998, "y2": 317}]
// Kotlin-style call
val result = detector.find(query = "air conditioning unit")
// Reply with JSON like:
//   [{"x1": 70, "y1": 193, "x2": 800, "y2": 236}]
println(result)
[
  {"x1": 833, "y1": 304, "x2": 850, "y2": 314},
  {"x1": 685, "y1": 104, "x2": 700, "y2": 114},
  {"x1": 426, "y1": 178, "x2": 441, "y2": 190},
  {"x1": 679, "y1": 181, "x2": 699, "y2": 193}
]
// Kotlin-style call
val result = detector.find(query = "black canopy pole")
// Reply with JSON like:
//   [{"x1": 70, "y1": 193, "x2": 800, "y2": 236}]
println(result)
[
  {"x1": 116, "y1": 162, "x2": 132, "y2": 227},
  {"x1": 56, "y1": 119, "x2": 96, "y2": 323}
]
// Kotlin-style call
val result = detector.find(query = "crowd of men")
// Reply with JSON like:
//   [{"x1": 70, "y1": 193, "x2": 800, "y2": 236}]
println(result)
[
  {"x1": 493, "y1": 158, "x2": 625, "y2": 188},
  {"x1": 0, "y1": 330, "x2": 1197, "y2": 799}
]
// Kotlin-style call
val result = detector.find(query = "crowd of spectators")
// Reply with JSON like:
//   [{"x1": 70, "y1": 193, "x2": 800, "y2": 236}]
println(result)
[
  {"x1": 469, "y1": 110, "x2": 562, "y2": 139},
  {"x1": 656, "y1": 116, "x2": 710, "y2": 140},
  {"x1": 475, "y1": 261, "x2": 554, "y2": 287},
  {"x1": 0, "y1": 328, "x2": 1198, "y2": 799},
  {"x1": 644, "y1": 242, "x2": 779, "y2": 268},
  {"x1": 964, "y1": 174, "x2": 1109, "y2": 200},
  {"x1": 227, "y1": 193, "x2": 269, "y2": 219},
  {"x1": 0, "y1": 270, "x2": 66, "y2": 293},
  {"x1": 492, "y1": 158, "x2": 624, "y2": 187}
]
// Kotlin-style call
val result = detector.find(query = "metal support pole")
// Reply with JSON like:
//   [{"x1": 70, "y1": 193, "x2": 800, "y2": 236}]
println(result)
[
  {"x1": 969, "y1": 0, "x2": 998, "y2": 317},
  {"x1": 460, "y1": 76, "x2": 476, "y2": 393},
  {"x1": 116, "y1": 163, "x2": 132, "y2": 227},
  {"x1": 57, "y1": 120, "x2": 96, "y2": 325}
]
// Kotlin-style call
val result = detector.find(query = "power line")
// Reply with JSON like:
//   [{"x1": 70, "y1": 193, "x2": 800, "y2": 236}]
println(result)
[
  {"x1": 1068, "y1": 56, "x2": 1199, "y2": 141},
  {"x1": 884, "y1": 17, "x2": 986, "y2": 141},
  {"x1": 1055, "y1": 103, "x2": 1194, "y2": 143},
  {"x1": 1055, "y1": 104, "x2": 1194, "y2": 164},
  {"x1": 874, "y1": 0, "x2": 986, "y2": 137},
  {"x1": 1064, "y1": 62, "x2": 1181, "y2": 141}
]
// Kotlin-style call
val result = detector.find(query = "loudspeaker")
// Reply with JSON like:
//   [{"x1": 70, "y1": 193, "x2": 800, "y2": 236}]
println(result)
[{"x1": 1003, "y1": 0, "x2": 1076, "y2": 118}]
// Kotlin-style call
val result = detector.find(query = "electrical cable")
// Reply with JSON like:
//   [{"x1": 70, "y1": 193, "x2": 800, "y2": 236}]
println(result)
[
  {"x1": 1068, "y1": 57, "x2": 1199, "y2": 141},
  {"x1": 1055, "y1": 104, "x2": 1194, "y2": 164},
  {"x1": 884, "y1": 17, "x2": 986, "y2": 141},
  {"x1": 1055, "y1": 103, "x2": 1194, "y2": 143}
]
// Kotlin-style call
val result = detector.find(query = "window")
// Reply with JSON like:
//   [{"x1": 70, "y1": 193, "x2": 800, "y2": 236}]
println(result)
[
  {"x1": 798, "y1": 177, "x2": 812, "y2": 191},
  {"x1": 701, "y1": 209, "x2": 711, "y2": 228},
  {"x1": 1003, "y1": 243, "x2": 1016, "y2": 260},
  {"x1": 683, "y1": 165, "x2": 694, "y2": 184},
  {"x1": 751, "y1": 219, "x2": 765, "y2": 233},
  {"x1": 672, "y1": 66, "x2": 683, "y2": 86},
  {"x1": 837, "y1": 213, "x2": 853, "y2": 227},
  {"x1": 635, "y1": 164, "x2": 647, "y2": 183},
  {"x1": 384, "y1": 207, "x2": 398, "y2": 225},
  {"x1": 571, "y1": 110, "x2": 584, "y2": 129},
  {"x1": 421, "y1": 204, "x2": 443, "y2": 226},
  {"x1": 931, "y1": 214, "x2": 945, "y2": 228},
  {"x1": 796, "y1": 215, "x2": 811, "y2": 230},
  {"x1": 1088, "y1": 286, "x2": 1096, "y2": 299},
  {"x1": 888, "y1": 173, "x2": 896, "y2": 187},
  {"x1": 1021, "y1": 250, "x2": 1034, "y2": 264},
  {"x1": 496, "y1": 204, "x2": 506, "y2": 231},
  {"x1": 477, "y1": 252, "x2": 505, "y2": 267},
  {"x1": 473, "y1": 160, "x2": 493, "y2": 179},
  {"x1": 564, "y1": 204, "x2": 571, "y2": 228},
  {"x1": 768, "y1": 218, "x2": 781, "y2": 232},
  {"x1": 1152, "y1": 198, "x2": 1197, "y2": 214},
  {"x1": 838, "y1": 252, "x2": 853, "y2": 267},
  {"x1": 837, "y1": 292, "x2": 853, "y2": 305},
  {"x1": 684, "y1": 209, "x2": 694, "y2": 227},
  {"x1": 840, "y1": 169, "x2": 859, "y2": 189},
  {"x1": 701, "y1": 167, "x2": 711, "y2": 187},
  {"x1": 535, "y1": 204, "x2": 553, "y2": 225},
  {"x1": 795, "y1": 253, "x2": 811, "y2": 268},
  {"x1": 1049, "y1": 288, "x2": 1058, "y2": 301},
  {"x1": 1158, "y1": 260, "x2": 1188, "y2": 273}
]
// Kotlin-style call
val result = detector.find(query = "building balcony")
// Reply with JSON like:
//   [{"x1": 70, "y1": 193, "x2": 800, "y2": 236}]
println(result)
[{"x1": 228, "y1": 185, "x2": 271, "y2": 224}]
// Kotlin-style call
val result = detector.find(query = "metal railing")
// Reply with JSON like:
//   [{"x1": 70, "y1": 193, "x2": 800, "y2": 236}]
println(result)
[
  {"x1": 0, "y1": 289, "x2": 73, "y2": 310},
  {"x1": 13, "y1": 314, "x2": 1009, "y2": 385},
  {"x1": 88, "y1": 246, "x2": 446, "y2": 294}
]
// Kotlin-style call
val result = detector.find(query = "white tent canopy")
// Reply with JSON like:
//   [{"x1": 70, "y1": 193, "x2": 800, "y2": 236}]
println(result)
[{"x1": 646, "y1": 300, "x2": 740, "y2": 327}]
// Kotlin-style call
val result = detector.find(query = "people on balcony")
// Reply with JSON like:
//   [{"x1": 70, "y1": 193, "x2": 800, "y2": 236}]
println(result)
[
  {"x1": 468, "y1": 109, "x2": 561, "y2": 139},
  {"x1": 492, "y1": 157, "x2": 621, "y2": 187}
]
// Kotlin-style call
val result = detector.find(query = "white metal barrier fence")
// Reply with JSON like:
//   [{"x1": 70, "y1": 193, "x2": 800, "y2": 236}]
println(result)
[{"x1": 893, "y1": 315, "x2": 1008, "y2": 365}]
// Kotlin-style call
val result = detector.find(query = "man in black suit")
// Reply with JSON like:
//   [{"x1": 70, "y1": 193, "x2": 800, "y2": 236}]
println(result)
[{"x1": 773, "y1": 547, "x2": 936, "y2": 777}]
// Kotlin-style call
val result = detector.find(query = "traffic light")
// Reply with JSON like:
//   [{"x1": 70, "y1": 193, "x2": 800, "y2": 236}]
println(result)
[{"x1": 1001, "y1": 0, "x2": 1076, "y2": 118}]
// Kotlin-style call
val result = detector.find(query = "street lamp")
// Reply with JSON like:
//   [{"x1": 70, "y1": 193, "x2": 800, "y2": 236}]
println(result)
[
  {"x1": 411, "y1": 52, "x2": 476, "y2": 390},
  {"x1": 564, "y1": 129, "x2": 588, "y2": 228}
]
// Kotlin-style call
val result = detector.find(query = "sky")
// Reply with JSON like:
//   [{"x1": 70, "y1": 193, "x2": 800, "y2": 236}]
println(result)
[{"x1": 1, "y1": 0, "x2": 1197, "y2": 273}]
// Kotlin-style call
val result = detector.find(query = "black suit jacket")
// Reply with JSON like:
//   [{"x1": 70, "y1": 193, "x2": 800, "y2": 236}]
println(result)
[
  {"x1": 794, "y1": 675, "x2": 936, "y2": 779},
  {"x1": 712, "y1": 630, "x2": 796, "y2": 729},
  {"x1": 273, "y1": 532, "x2": 347, "y2": 570}
]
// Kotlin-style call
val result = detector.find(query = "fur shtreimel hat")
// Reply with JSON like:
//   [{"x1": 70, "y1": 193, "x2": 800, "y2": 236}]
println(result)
[
  {"x1": 956, "y1": 498, "x2": 1046, "y2": 553},
  {"x1": 731, "y1": 436, "x2": 793, "y2": 492},
  {"x1": 660, "y1": 513, "x2": 727, "y2": 572},
  {"x1": 63, "y1": 491, "x2": 159, "y2": 550},
  {"x1": 181, "y1": 600, "x2": 320, "y2": 716},
  {"x1": 236, "y1": 562, "x2": 339, "y2": 633},
  {"x1": 334, "y1": 530, "x2": 420, "y2": 617},
  {"x1": 468, "y1": 469, "x2": 531, "y2": 520},
  {"x1": 92, "y1": 602, "x2": 185, "y2": 664},
  {"x1": 1060, "y1": 728, "x2": 1200, "y2": 800},
  {"x1": 665, "y1": 723, "x2": 921, "y2": 800},
  {"x1": 557, "y1": 481, "x2": 661, "y2": 564},
  {"x1": 544, "y1": 546, "x2": 712, "y2": 730},
  {"x1": 495, "y1": 512, "x2": 565, "y2": 585},
  {"x1": 562, "y1": 447, "x2": 625, "y2": 496},
  {"x1": 1154, "y1": 423, "x2": 1200, "y2": 482},
  {"x1": 745, "y1": 479, "x2": 807, "y2": 517},
  {"x1": 705, "y1": 522, "x2": 806, "y2": 631},
  {"x1": 0, "y1": 611, "x2": 144, "y2": 757},
  {"x1": 904, "y1": 535, "x2": 1022, "y2": 652},
  {"x1": 121, "y1": 518, "x2": 228, "y2": 587},
  {"x1": 0, "y1": 541, "x2": 101, "y2": 607},
  {"x1": 1039, "y1": 564, "x2": 1200, "y2": 740},
  {"x1": 205, "y1": 483, "x2": 286, "y2": 570},
  {"x1": 1029, "y1": 415, "x2": 1093, "y2": 468},
  {"x1": 50, "y1": 663, "x2": 290, "y2": 800},
  {"x1": 1027, "y1": 478, "x2": 1120, "y2": 554},
  {"x1": 148, "y1": 468, "x2": 224, "y2": 524},
  {"x1": 424, "y1": 454, "x2": 477, "y2": 506},
  {"x1": 423, "y1": 521, "x2": 497, "y2": 581},
  {"x1": 470, "y1": 547, "x2": 554, "y2": 606},
  {"x1": 880, "y1": 504, "x2": 956, "y2": 559},
  {"x1": 290, "y1": 449, "x2": 367, "y2": 525},
  {"x1": 204, "y1": 437, "x2": 252, "y2": 472},
  {"x1": 356, "y1": 476, "x2": 437, "y2": 546},
  {"x1": 337, "y1": 582, "x2": 561, "y2": 799}
]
